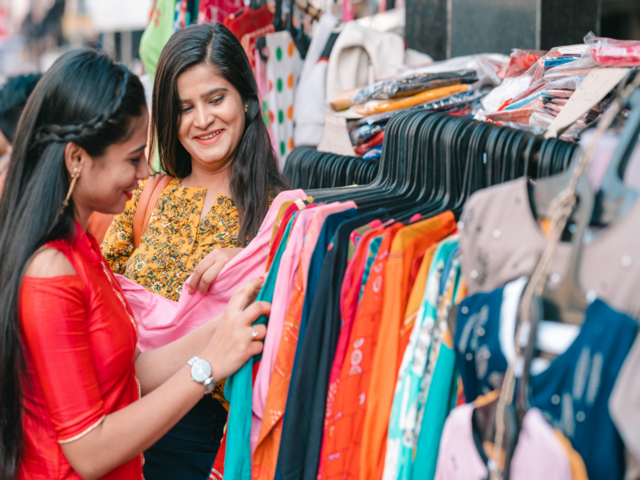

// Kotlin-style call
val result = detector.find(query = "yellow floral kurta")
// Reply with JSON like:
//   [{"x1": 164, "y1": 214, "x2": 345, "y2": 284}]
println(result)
[{"x1": 102, "y1": 177, "x2": 241, "y2": 408}]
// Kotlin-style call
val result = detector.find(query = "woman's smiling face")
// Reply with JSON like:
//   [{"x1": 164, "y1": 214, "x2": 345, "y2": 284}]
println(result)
[{"x1": 176, "y1": 62, "x2": 246, "y2": 173}]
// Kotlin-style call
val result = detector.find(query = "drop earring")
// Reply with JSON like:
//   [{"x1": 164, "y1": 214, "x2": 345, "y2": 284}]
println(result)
[
  {"x1": 60, "y1": 163, "x2": 82, "y2": 214},
  {"x1": 245, "y1": 101, "x2": 248, "y2": 113}
]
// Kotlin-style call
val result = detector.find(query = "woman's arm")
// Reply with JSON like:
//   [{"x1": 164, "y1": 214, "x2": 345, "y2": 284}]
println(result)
[
  {"x1": 23, "y1": 248, "x2": 268, "y2": 480},
  {"x1": 134, "y1": 314, "x2": 221, "y2": 395}
]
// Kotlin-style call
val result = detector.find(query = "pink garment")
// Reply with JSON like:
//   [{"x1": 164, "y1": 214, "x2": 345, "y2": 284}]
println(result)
[
  {"x1": 249, "y1": 201, "x2": 357, "y2": 452},
  {"x1": 435, "y1": 403, "x2": 573, "y2": 480},
  {"x1": 118, "y1": 190, "x2": 306, "y2": 352}
]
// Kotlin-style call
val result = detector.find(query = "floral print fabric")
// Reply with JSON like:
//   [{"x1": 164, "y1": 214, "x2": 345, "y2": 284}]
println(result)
[{"x1": 102, "y1": 178, "x2": 240, "y2": 303}]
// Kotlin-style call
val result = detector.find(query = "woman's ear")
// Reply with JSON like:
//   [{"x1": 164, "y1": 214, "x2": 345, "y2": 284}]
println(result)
[{"x1": 63, "y1": 142, "x2": 87, "y2": 177}]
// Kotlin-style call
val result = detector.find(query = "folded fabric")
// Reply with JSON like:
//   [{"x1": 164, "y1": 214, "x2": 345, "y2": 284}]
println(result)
[
  {"x1": 117, "y1": 189, "x2": 307, "y2": 352},
  {"x1": 354, "y1": 84, "x2": 469, "y2": 116}
]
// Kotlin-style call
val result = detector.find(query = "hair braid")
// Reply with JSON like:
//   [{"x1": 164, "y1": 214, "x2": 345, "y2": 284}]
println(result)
[{"x1": 32, "y1": 66, "x2": 131, "y2": 147}]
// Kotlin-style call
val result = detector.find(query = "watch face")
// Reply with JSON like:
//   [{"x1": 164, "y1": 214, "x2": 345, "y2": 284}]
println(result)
[{"x1": 191, "y1": 359, "x2": 212, "y2": 382}]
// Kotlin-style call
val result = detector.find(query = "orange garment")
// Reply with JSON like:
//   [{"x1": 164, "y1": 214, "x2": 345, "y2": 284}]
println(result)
[
  {"x1": 252, "y1": 259, "x2": 307, "y2": 480},
  {"x1": 318, "y1": 226, "x2": 389, "y2": 480},
  {"x1": 321, "y1": 223, "x2": 402, "y2": 480},
  {"x1": 354, "y1": 84, "x2": 469, "y2": 116},
  {"x1": 360, "y1": 212, "x2": 456, "y2": 480},
  {"x1": 398, "y1": 243, "x2": 438, "y2": 365}
]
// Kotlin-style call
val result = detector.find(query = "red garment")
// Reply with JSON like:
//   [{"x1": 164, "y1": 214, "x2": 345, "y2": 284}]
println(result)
[{"x1": 19, "y1": 225, "x2": 142, "y2": 480}]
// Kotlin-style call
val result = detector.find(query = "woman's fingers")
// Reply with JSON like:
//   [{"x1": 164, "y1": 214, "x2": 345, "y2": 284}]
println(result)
[
  {"x1": 199, "y1": 261, "x2": 226, "y2": 294},
  {"x1": 188, "y1": 254, "x2": 217, "y2": 293},
  {"x1": 249, "y1": 323, "x2": 267, "y2": 341},
  {"x1": 242, "y1": 301, "x2": 271, "y2": 325},
  {"x1": 227, "y1": 278, "x2": 264, "y2": 313}
]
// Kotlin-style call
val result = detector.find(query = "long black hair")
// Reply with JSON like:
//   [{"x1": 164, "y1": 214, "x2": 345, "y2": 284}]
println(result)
[
  {"x1": 0, "y1": 49, "x2": 146, "y2": 479},
  {"x1": 152, "y1": 23, "x2": 290, "y2": 246}
]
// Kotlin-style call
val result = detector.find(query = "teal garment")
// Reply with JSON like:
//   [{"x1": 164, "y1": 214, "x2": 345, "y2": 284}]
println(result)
[
  {"x1": 410, "y1": 254, "x2": 461, "y2": 480},
  {"x1": 382, "y1": 237, "x2": 459, "y2": 480},
  {"x1": 224, "y1": 213, "x2": 297, "y2": 480},
  {"x1": 410, "y1": 338, "x2": 458, "y2": 480},
  {"x1": 358, "y1": 234, "x2": 384, "y2": 302}
]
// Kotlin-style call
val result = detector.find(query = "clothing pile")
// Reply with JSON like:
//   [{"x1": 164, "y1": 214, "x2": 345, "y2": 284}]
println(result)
[
  {"x1": 482, "y1": 44, "x2": 600, "y2": 141},
  {"x1": 330, "y1": 55, "x2": 505, "y2": 159}
]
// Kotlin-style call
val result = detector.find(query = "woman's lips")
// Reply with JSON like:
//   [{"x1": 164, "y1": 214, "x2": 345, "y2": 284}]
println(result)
[{"x1": 193, "y1": 129, "x2": 225, "y2": 146}]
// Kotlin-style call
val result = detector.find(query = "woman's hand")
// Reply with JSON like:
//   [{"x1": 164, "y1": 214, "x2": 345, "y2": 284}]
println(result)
[
  {"x1": 202, "y1": 277, "x2": 269, "y2": 381},
  {"x1": 188, "y1": 247, "x2": 244, "y2": 294}
]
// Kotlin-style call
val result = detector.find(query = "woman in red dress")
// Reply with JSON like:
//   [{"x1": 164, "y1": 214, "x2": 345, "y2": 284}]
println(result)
[{"x1": 0, "y1": 49, "x2": 269, "y2": 480}]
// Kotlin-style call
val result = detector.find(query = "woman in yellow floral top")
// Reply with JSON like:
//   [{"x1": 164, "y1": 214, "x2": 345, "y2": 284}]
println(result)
[{"x1": 102, "y1": 24, "x2": 289, "y2": 480}]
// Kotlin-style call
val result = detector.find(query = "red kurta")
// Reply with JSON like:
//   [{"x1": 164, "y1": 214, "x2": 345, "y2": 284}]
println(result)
[{"x1": 19, "y1": 224, "x2": 143, "y2": 479}]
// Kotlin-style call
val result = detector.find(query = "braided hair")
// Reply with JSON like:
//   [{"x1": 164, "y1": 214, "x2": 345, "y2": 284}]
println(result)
[{"x1": 0, "y1": 49, "x2": 146, "y2": 479}]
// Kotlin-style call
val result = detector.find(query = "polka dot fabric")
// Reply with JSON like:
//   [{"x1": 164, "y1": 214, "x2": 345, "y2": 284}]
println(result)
[{"x1": 265, "y1": 31, "x2": 303, "y2": 169}]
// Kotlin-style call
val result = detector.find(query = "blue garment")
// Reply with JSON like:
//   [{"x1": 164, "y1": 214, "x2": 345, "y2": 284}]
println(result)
[
  {"x1": 224, "y1": 213, "x2": 298, "y2": 480},
  {"x1": 455, "y1": 288, "x2": 638, "y2": 480},
  {"x1": 143, "y1": 394, "x2": 226, "y2": 480}
]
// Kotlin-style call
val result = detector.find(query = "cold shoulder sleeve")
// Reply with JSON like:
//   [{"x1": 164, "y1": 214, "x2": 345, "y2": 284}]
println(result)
[
  {"x1": 20, "y1": 275, "x2": 106, "y2": 443},
  {"x1": 101, "y1": 180, "x2": 145, "y2": 274}
]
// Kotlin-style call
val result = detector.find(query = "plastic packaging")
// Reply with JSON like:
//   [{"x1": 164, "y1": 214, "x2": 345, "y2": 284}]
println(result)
[
  {"x1": 351, "y1": 70, "x2": 478, "y2": 105},
  {"x1": 585, "y1": 31, "x2": 640, "y2": 67},
  {"x1": 349, "y1": 122, "x2": 387, "y2": 146},
  {"x1": 354, "y1": 83, "x2": 469, "y2": 116},
  {"x1": 362, "y1": 146, "x2": 382, "y2": 160},
  {"x1": 546, "y1": 76, "x2": 585, "y2": 90},
  {"x1": 499, "y1": 49, "x2": 546, "y2": 79},
  {"x1": 486, "y1": 107, "x2": 534, "y2": 124},
  {"x1": 355, "y1": 131, "x2": 385, "y2": 155},
  {"x1": 353, "y1": 88, "x2": 490, "y2": 126}
]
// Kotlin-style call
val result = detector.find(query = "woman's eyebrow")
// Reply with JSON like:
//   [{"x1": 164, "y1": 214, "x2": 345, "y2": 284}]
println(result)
[
  {"x1": 129, "y1": 144, "x2": 147, "y2": 154},
  {"x1": 179, "y1": 88, "x2": 228, "y2": 103},
  {"x1": 200, "y1": 87, "x2": 228, "y2": 98}
]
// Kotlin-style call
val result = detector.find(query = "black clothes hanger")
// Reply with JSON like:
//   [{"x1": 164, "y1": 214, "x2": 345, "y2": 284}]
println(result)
[{"x1": 591, "y1": 86, "x2": 640, "y2": 226}]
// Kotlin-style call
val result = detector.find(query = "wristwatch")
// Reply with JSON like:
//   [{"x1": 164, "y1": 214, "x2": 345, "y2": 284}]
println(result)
[{"x1": 188, "y1": 356, "x2": 216, "y2": 394}]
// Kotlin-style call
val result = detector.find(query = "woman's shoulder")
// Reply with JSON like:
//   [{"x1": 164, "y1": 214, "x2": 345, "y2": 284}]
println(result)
[{"x1": 25, "y1": 245, "x2": 77, "y2": 278}]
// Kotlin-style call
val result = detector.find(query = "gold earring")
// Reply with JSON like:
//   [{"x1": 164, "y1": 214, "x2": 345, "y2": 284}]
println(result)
[{"x1": 60, "y1": 165, "x2": 82, "y2": 214}]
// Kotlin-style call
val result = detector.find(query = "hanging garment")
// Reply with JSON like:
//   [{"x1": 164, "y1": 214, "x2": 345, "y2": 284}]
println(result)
[
  {"x1": 252, "y1": 203, "x2": 320, "y2": 451},
  {"x1": 242, "y1": 24, "x2": 276, "y2": 69},
  {"x1": 223, "y1": 6, "x2": 274, "y2": 41},
  {"x1": 458, "y1": 176, "x2": 640, "y2": 318},
  {"x1": 361, "y1": 213, "x2": 457, "y2": 480},
  {"x1": 252, "y1": 202, "x2": 357, "y2": 480},
  {"x1": 317, "y1": 223, "x2": 388, "y2": 479},
  {"x1": 197, "y1": 0, "x2": 244, "y2": 24},
  {"x1": 139, "y1": 0, "x2": 177, "y2": 80},
  {"x1": 115, "y1": 189, "x2": 306, "y2": 352},
  {"x1": 264, "y1": 31, "x2": 304, "y2": 166},
  {"x1": 278, "y1": 211, "x2": 390, "y2": 480},
  {"x1": 383, "y1": 238, "x2": 460, "y2": 480},
  {"x1": 434, "y1": 403, "x2": 575, "y2": 480},
  {"x1": 293, "y1": 13, "x2": 339, "y2": 147},
  {"x1": 454, "y1": 282, "x2": 638, "y2": 480},
  {"x1": 410, "y1": 254, "x2": 464, "y2": 480},
  {"x1": 224, "y1": 212, "x2": 299, "y2": 480},
  {"x1": 319, "y1": 223, "x2": 402, "y2": 480},
  {"x1": 325, "y1": 22, "x2": 406, "y2": 103}
]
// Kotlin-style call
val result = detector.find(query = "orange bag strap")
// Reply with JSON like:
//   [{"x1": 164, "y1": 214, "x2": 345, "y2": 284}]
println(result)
[{"x1": 133, "y1": 173, "x2": 172, "y2": 250}]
